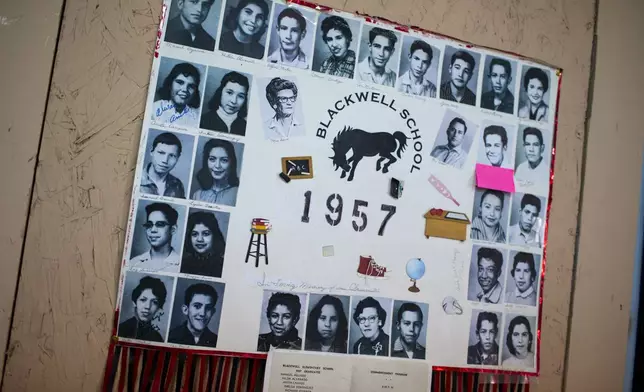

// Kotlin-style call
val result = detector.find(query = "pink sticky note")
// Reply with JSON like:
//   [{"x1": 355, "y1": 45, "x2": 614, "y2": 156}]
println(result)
[{"x1": 475, "y1": 164, "x2": 515, "y2": 193}]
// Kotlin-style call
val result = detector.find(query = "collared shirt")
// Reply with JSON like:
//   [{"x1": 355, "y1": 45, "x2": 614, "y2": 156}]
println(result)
[
  {"x1": 267, "y1": 48, "x2": 309, "y2": 69},
  {"x1": 151, "y1": 100, "x2": 199, "y2": 128},
  {"x1": 129, "y1": 248, "x2": 180, "y2": 272},
  {"x1": 515, "y1": 159, "x2": 549, "y2": 184},
  {"x1": 140, "y1": 163, "x2": 185, "y2": 199},
  {"x1": 397, "y1": 71, "x2": 437, "y2": 98},
  {"x1": 470, "y1": 216, "x2": 506, "y2": 244},
  {"x1": 391, "y1": 336, "x2": 426, "y2": 360},
  {"x1": 467, "y1": 342, "x2": 499, "y2": 366},
  {"x1": 357, "y1": 57, "x2": 396, "y2": 87},
  {"x1": 480, "y1": 90, "x2": 515, "y2": 114},
  {"x1": 518, "y1": 101, "x2": 549, "y2": 122},
  {"x1": 264, "y1": 115, "x2": 305, "y2": 141},
  {"x1": 318, "y1": 50, "x2": 356, "y2": 79},
  {"x1": 118, "y1": 317, "x2": 163, "y2": 342},
  {"x1": 192, "y1": 186, "x2": 239, "y2": 207},
  {"x1": 430, "y1": 144, "x2": 467, "y2": 169},
  {"x1": 504, "y1": 285, "x2": 537, "y2": 306},
  {"x1": 164, "y1": 16, "x2": 216, "y2": 51},
  {"x1": 168, "y1": 322, "x2": 218, "y2": 348},
  {"x1": 476, "y1": 282, "x2": 503, "y2": 304},
  {"x1": 439, "y1": 81, "x2": 476, "y2": 106},
  {"x1": 508, "y1": 224, "x2": 541, "y2": 247}
]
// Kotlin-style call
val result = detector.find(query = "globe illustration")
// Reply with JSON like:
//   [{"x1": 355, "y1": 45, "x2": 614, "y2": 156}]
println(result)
[{"x1": 406, "y1": 258, "x2": 426, "y2": 293}]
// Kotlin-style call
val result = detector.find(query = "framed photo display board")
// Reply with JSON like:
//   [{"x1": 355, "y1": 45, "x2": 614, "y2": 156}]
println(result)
[{"x1": 113, "y1": 0, "x2": 560, "y2": 376}]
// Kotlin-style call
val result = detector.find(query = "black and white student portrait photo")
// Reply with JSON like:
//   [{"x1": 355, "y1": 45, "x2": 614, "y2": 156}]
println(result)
[
  {"x1": 468, "y1": 245, "x2": 506, "y2": 304},
  {"x1": 515, "y1": 125, "x2": 549, "y2": 184},
  {"x1": 518, "y1": 65, "x2": 551, "y2": 122},
  {"x1": 151, "y1": 57, "x2": 206, "y2": 128},
  {"x1": 257, "y1": 291, "x2": 306, "y2": 352},
  {"x1": 504, "y1": 251, "x2": 540, "y2": 306},
  {"x1": 477, "y1": 121, "x2": 515, "y2": 169},
  {"x1": 129, "y1": 200, "x2": 186, "y2": 272},
  {"x1": 467, "y1": 310, "x2": 502, "y2": 366},
  {"x1": 164, "y1": 0, "x2": 221, "y2": 51},
  {"x1": 180, "y1": 208, "x2": 229, "y2": 278},
  {"x1": 397, "y1": 36, "x2": 439, "y2": 98},
  {"x1": 199, "y1": 67, "x2": 251, "y2": 136},
  {"x1": 304, "y1": 294, "x2": 350, "y2": 354},
  {"x1": 356, "y1": 26, "x2": 401, "y2": 87},
  {"x1": 470, "y1": 188, "x2": 509, "y2": 244},
  {"x1": 480, "y1": 56, "x2": 517, "y2": 114},
  {"x1": 440, "y1": 46, "x2": 481, "y2": 106},
  {"x1": 140, "y1": 129, "x2": 194, "y2": 199},
  {"x1": 508, "y1": 193, "x2": 546, "y2": 248},
  {"x1": 218, "y1": 0, "x2": 271, "y2": 59},
  {"x1": 260, "y1": 76, "x2": 305, "y2": 141},
  {"x1": 390, "y1": 301, "x2": 428, "y2": 360},
  {"x1": 312, "y1": 15, "x2": 360, "y2": 79},
  {"x1": 502, "y1": 314, "x2": 536, "y2": 368},
  {"x1": 430, "y1": 110, "x2": 477, "y2": 169},
  {"x1": 190, "y1": 136, "x2": 244, "y2": 207},
  {"x1": 117, "y1": 272, "x2": 174, "y2": 342},
  {"x1": 168, "y1": 278, "x2": 225, "y2": 348},
  {"x1": 267, "y1": 4, "x2": 315, "y2": 69},
  {"x1": 350, "y1": 296, "x2": 392, "y2": 356}
]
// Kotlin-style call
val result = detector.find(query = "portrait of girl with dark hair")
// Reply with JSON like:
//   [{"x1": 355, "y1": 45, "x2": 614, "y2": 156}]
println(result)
[
  {"x1": 218, "y1": 0, "x2": 271, "y2": 59},
  {"x1": 304, "y1": 295, "x2": 349, "y2": 353},
  {"x1": 180, "y1": 210, "x2": 227, "y2": 278},
  {"x1": 257, "y1": 292, "x2": 303, "y2": 351},
  {"x1": 191, "y1": 137, "x2": 242, "y2": 206},
  {"x1": 200, "y1": 70, "x2": 250, "y2": 136},
  {"x1": 502, "y1": 315, "x2": 535, "y2": 368},
  {"x1": 518, "y1": 66, "x2": 550, "y2": 122},
  {"x1": 152, "y1": 61, "x2": 203, "y2": 127},
  {"x1": 118, "y1": 275, "x2": 169, "y2": 342}
]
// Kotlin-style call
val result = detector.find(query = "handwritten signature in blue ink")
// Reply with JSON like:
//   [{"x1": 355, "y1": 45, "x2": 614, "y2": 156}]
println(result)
[{"x1": 155, "y1": 102, "x2": 190, "y2": 123}]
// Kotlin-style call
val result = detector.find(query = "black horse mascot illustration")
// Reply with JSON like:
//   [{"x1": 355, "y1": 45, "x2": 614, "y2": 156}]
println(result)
[{"x1": 330, "y1": 126, "x2": 409, "y2": 181}]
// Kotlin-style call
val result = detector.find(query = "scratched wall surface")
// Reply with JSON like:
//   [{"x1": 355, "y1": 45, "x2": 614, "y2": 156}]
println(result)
[
  {"x1": 0, "y1": 0, "x2": 64, "y2": 384},
  {"x1": 2, "y1": 0, "x2": 594, "y2": 391}
]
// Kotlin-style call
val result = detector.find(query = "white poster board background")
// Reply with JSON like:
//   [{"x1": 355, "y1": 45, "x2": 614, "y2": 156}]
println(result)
[{"x1": 114, "y1": 0, "x2": 560, "y2": 376}]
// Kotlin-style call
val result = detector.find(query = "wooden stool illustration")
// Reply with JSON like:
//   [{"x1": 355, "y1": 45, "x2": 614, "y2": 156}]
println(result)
[{"x1": 245, "y1": 218, "x2": 271, "y2": 267}]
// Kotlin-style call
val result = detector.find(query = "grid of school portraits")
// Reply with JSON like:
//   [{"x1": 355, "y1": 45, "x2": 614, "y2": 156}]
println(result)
[
  {"x1": 159, "y1": 0, "x2": 556, "y2": 124},
  {"x1": 463, "y1": 244, "x2": 540, "y2": 370},
  {"x1": 255, "y1": 290, "x2": 429, "y2": 360},
  {"x1": 429, "y1": 108, "x2": 552, "y2": 189}
]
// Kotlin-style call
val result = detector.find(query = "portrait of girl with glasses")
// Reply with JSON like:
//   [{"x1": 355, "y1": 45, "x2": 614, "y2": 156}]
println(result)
[
  {"x1": 350, "y1": 296, "x2": 391, "y2": 356},
  {"x1": 261, "y1": 77, "x2": 305, "y2": 141}
]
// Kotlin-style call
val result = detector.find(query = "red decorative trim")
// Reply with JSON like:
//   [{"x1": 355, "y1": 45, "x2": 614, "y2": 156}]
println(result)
[
  {"x1": 131, "y1": 348, "x2": 141, "y2": 390},
  {"x1": 117, "y1": 346, "x2": 128, "y2": 392},
  {"x1": 198, "y1": 355, "x2": 207, "y2": 392},
  {"x1": 248, "y1": 359, "x2": 259, "y2": 392},
  {"x1": 150, "y1": 351, "x2": 164, "y2": 392},
  {"x1": 220, "y1": 357, "x2": 232, "y2": 391},
  {"x1": 163, "y1": 352, "x2": 178, "y2": 392},
  {"x1": 237, "y1": 358, "x2": 247, "y2": 392},
  {"x1": 140, "y1": 351, "x2": 155, "y2": 391},
  {"x1": 182, "y1": 353, "x2": 194, "y2": 391},
  {"x1": 101, "y1": 338, "x2": 118, "y2": 392}
]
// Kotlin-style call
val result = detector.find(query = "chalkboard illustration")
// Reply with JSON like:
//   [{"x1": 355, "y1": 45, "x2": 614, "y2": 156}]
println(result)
[
  {"x1": 406, "y1": 258, "x2": 426, "y2": 293},
  {"x1": 331, "y1": 127, "x2": 408, "y2": 181},
  {"x1": 357, "y1": 255, "x2": 389, "y2": 279},
  {"x1": 245, "y1": 218, "x2": 271, "y2": 268},
  {"x1": 281, "y1": 156, "x2": 314, "y2": 179}
]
